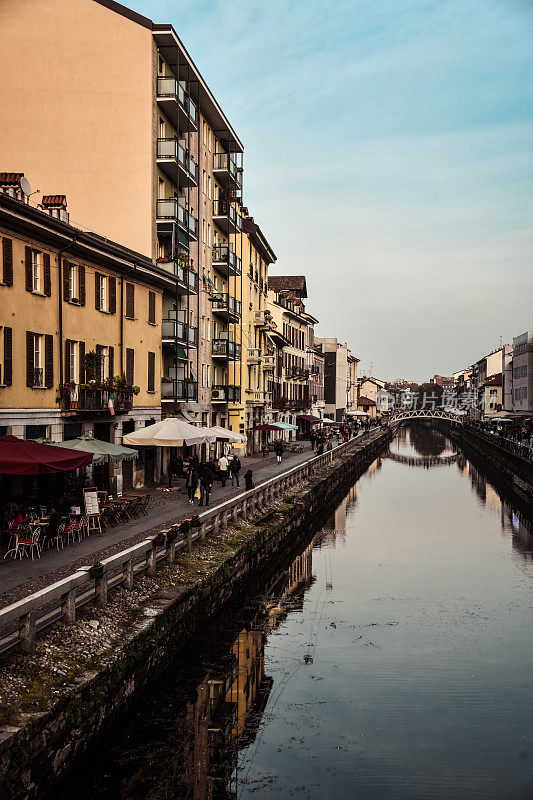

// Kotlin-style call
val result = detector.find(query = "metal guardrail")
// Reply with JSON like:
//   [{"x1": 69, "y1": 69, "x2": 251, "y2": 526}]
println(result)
[
  {"x1": 464, "y1": 423, "x2": 533, "y2": 463},
  {"x1": 0, "y1": 430, "x2": 383, "y2": 654}
]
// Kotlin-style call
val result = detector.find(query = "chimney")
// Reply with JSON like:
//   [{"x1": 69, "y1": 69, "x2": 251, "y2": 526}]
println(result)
[
  {"x1": 0, "y1": 173, "x2": 25, "y2": 202},
  {"x1": 41, "y1": 195, "x2": 69, "y2": 224}
]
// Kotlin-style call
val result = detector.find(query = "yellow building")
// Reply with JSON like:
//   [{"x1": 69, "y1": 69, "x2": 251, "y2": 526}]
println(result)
[
  {"x1": 227, "y1": 215, "x2": 277, "y2": 454},
  {"x1": 0, "y1": 178, "x2": 173, "y2": 488}
]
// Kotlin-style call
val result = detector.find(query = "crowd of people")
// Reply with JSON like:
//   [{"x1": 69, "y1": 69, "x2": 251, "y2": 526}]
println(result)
[{"x1": 182, "y1": 454, "x2": 254, "y2": 508}]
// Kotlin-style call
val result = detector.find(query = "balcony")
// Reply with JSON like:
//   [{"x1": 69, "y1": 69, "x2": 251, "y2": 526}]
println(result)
[
  {"x1": 210, "y1": 293, "x2": 241, "y2": 321},
  {"x1": 161, "y1": 378, "x2": 197, "y2": 402},
  {"x1": 156, "y1": 257, "x2": 198, "y2": 294},
  {"x1": 156, "y1": 198, "x2": 198, "y2": 241},
  {"x1": 156, "y1": 76, "x2": 198, "y2": 132},
  {"x1": 211, "y1": 385, "x2": 241, "y2": 403},
  {"x1": 59, "y1": 384, "x2": 133, "y2": 414},
  {"x1": 247, "y1": 348, "x2": 261, "y2": 364},
  {"x1": 263, "y1": 355, "x2": 275, "y2": 370},
  {"x1": 246, "y1": 390, "x2": 272, "y2": 405},
  {"x1": 162, "y1": 322, "x2": 198, "y2": 350},
  {"x1": 212, "y1": 339, "x2": 241, "y2": 359},
  {"x1": 157, "y1": 138, "x2": 198, "y2": 186},
  {"x1": 212, "y1": 199, "x2": 242, "y2": 235},
  {"x1": 212, "y1": 244, "x2": 241, "y2": 277},
  {"x1": 213, "y1": 153, "x2": 242, "y2": 190},
  {"x1": 285, "y1": 367, "x2": 310, "y2": 381}
]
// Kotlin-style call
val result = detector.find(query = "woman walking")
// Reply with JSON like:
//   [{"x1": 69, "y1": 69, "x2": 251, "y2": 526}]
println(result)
[{"x1": 185, "y1": 463, "x2": 198, "y2": 504}]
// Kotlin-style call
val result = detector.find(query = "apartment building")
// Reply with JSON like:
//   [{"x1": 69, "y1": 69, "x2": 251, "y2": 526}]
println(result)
[
  {"x1": 503, "y1": 332, "x2": 533, "y2": 414},
  {"x1": 1, "y1": 0, "x2": 244, "y2": 428},
  {"x1": 347, "y1": 353, "x2": 359, "y2": 416},
  {"x1": 0, "y1": 181, "x2": 171, "y2": 488},
  {"x1": 268, "y1": 277, "x2": 318, "y2": 428},
  {"x1": 228, "y1": 214, "x2": 277, "y2": 454}
]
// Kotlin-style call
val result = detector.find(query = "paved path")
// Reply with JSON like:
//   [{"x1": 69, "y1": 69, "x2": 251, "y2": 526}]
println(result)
[{"x1": 0, "y1": 441, "x2": 325, "y2": 606}]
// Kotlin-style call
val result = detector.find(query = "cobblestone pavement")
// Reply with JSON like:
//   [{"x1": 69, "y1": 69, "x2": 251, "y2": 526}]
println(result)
[{"x1": 0, "y1": 442, "x2": 321, "y2": 608}]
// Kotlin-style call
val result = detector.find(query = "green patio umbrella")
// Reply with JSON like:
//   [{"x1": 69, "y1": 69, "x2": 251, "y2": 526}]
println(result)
[{"x1": 34, "y1": 435, "x2": 138, "y2": 464}]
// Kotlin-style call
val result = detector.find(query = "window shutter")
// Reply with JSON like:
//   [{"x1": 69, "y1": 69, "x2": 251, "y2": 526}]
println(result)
[
  {"x1": 126, "y1": 348, "x2": 134, "y2": 385},
  {"x1": 43, "y1": 253, "x2": 51, "y2": 296},
  {"x1": 44, "y1": 334, "x2": 54, "y2": 388},
  {"x1": 147, "y1": 351, "x2": 155, "y2": 393},
  {"x1": 109, "y1": 277, "x2": 117, "y2": 313},
  {"x1": 79, "y1": 341, "x2": 85, "y2": 383},
  {"x1": 26, "y1": 331, "x2": 34, "y2": 386},
  {"x1": 125, "y1": 283, "x2": 134, "y2": 318},
  {"x1": 96, "y1": 344, "x2": 103, "y2": 380},
  {"x1": 95, "y1": 272, "x2": 101, "y2": 310},
  {"x1": 79, "y1": 265, "x2": 86, "y2": 306},
  {"x1": 2, "y1": 238, "x2": 13, "y2": 286},
  {"x1": 63, "y1": 260, "x2": 69, "y2": 300},
  {"x1": 148, "y1": 291, "x2": 156, "y2": 324},
  {"x1": 4, "y1": 327, "x2": 12, "y2": 385},
  {"x1": 64, "y1": 339, "x2": 71, "y2": 383},
  {"x1": 25, "y1": 246, "x2": 33, "y2": 292},
  {"x1": 108, "y1": 346, "x2": 114, "y2": 380}
]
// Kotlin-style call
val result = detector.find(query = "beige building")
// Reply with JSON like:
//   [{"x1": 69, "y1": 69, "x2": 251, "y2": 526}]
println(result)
[
  {"x1": 1, "y1": 0, "x2": 245, "y2": 430},
  {"x1": 0, "y1": 180, "x2": 173, "y2": 488},
  {"x1": 314, "y1": 338, "x2": 360, "y2": 422}
]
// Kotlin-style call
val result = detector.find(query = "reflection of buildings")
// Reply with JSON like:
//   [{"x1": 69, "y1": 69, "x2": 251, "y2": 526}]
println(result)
[{"x1": 319, "y1": 485, "x2": 358, "y2": 547}]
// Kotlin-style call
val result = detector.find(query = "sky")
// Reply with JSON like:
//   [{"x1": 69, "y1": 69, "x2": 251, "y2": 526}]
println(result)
[{"x1": 133, "y1": 0, "x2": 532, "y2": 381}]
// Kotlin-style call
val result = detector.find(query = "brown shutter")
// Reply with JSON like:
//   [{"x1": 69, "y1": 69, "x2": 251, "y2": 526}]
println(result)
[
  {"x1": 109, "y1": 276, "x2": 117, "y2": 314},
  {"x1": 125, "y1": 283, "x2": 134, "y2": 318},
  {"x1": 126, "y1": 348, "x2": 134, "y2": 385},
  {"x1": 26, "y1": 331, "x2": 34, "y2": 386},
  {"x1": 43, "y1": 253, "x2": 51, "y2": 296},
  {"x1": 64, "y1": 339, "x2": 71, "y2": 383},
  {"x1": 25, "y1": 246, "x2": 33, "y2": 292},
  {"x1": 63, "y1": 259, "x2": 69, "y2": 300},
  {"x1": 108, "y1": 346, "x2": 114, "y2": 380},
  {"x1": 95, "y1": 272, "x2": 101, "y2": 310},
  {"x1": 79, "y1": 341, "x2": 85, "y2": 383},
  {"x1": 148, "y1": 291, "x2": 156, "y2": 324},
  {"x1": 96, "y1": 344, "x2": 103, "y2": 381},
  {"x1": 147, "y1": 351, "x2": 155, "y2": 393},
  {"x1": 44, "y1": 334, "x2": 54, "y2": 387},
  {"x1": 79, "y1": 265, "x2": 86, "y2": 305},
  {"x1": 2, "y1": 238, "x2": 13, "y2": 286},
  {"x1": 3, "y1": 327, "x2": 12, "y2": 385}
]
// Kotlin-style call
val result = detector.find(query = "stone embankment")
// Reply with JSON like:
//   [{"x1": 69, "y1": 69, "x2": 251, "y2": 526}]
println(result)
[{"x1": 0, "y1": 427, "x2": 390, "y2": 800}]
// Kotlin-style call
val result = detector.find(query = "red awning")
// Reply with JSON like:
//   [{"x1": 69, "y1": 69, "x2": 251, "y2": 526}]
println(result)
[
  {"x1": 297, "y1": 415, "x2": 321, "y2": 424},
  {"x1": 251, "y1": 424, "x2": 282, "y2": 432},
  {"x1": 0, "y1": 435, "x2": 93, "y2": 475}
]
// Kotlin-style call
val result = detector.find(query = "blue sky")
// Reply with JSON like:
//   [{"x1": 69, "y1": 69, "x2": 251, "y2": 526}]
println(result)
[{"x1": 134, "y1": 0, "x2": 532, "y2": 381}]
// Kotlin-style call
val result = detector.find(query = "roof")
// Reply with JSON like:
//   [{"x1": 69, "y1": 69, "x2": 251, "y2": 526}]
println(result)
[
  {"x1": 268, "y1": 275, "x2": 307, "y2": 297},
  {"x1": 242, "y1": 216, "x2": 276, "y2": 264},
  {"x1": 484, "y1": 372, "x2": 502, "y2": 387},
  {"x1": 358, "y1": 396, "x2": 376, "y2": 406},
  {"x1": 0, "y1": 173, "x2": 24, "y2": 186}
]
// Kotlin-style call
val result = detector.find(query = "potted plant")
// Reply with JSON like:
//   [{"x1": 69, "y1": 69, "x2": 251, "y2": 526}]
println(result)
[
  {"x1": 190, "y1": 514, "x2": 201, "y2": 528},
  {"x1": 179, "y1": 519, "x2": 191, "y2": 534},
  {"x1": 84, "y1": 351, "x2": 100, "y2": 383},
  {"x1": 131, "y1": 385, "x2": 140, "y2": 396}
]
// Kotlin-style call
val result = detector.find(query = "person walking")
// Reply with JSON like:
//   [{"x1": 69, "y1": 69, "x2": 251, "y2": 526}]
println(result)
[
  {"x1": 218, "y1": 453, "x2": 229, "y2": 487},
  {"x1": 185, "y1": 464, "x2": 198, "y2": 504},
  {"x1": 230, "y1": 454, "x2": 241, "y2": 488},
  {"x1": 274, "y1": 440, "x2": 284, "y2": 464},
  {"x1": 198, "y1": 464, "x2": 211, "y2": 507}
]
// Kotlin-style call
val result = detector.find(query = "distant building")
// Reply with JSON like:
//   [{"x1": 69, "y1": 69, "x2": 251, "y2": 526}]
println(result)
[
  {"x1": 431, "y1": 375, "x2": 454, "y2": 391},
  {"x1": 503, "y1": 331, "x2": 533, "y2": 414},
  {"x1": 357, "y1": 395, "x2": 376, "y2": 418},
  {"x1": 314, "y1": 338, "x2": 350, "y2": 422}
]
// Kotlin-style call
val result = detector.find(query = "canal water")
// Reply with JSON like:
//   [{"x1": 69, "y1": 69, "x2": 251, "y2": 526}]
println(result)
[{"x1": 53, "y1": 425, "x2": 533, "y2": 800}]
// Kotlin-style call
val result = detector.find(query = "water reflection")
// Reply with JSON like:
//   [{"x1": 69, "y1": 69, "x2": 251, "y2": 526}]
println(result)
[{"x1": 51, "y1": 426, "x2": 533, "y2": 800}]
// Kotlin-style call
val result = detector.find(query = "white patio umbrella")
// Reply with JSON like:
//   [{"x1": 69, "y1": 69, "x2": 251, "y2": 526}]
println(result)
[
  {"x1": 204, "y1": 426, "x2": 246, "y2": 443},
  {"x1": 321, "y1": 417, "x2": 336, "y2": 424},
  {"x1": 122, "y1": 417, "x2": 216, "y2": 447}
]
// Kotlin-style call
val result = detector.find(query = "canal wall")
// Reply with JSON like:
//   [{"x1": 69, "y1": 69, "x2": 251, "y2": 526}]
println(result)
[
  {"x1": 428, "y1": 420, "x2": 533, "y2": 511},
  {"x1": 0, "y1": 428, "x2": 391, "y2": 800}
]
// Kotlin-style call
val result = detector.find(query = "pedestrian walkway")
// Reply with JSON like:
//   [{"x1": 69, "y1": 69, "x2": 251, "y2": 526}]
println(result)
[{"x1": 0, "y1": 442, "x2": 319, "y2": 607}]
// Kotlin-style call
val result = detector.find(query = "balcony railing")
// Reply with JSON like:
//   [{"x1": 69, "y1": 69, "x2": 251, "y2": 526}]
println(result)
[
  {"x1": 212, "y1": 200, "x2": 242, "y2": 233},
  {"x1": 211, "y1": 385, "x2": 241, "y2": 403},
  {"x1": 156, "y1": 198, "x2": 198, "y2": 240},
  {"x1": 156, "y1": 258, "x2": 198, "y2": 293},
  {"x1": 247, "y1": 348, "x2": 261, "y2": 364},
  {"x1": 32, "y1": 367, "x2": 44, "y2": 388},
  {"x1": 262, "y1": 355, "x2": 275, "y2": 370},
  {"x1": 213, "y1": 152, "x2": 242, "y2": 189},
  {"x1": 156, "y1": 138, "x2": 198, "y2": 185},
  {"x1": 211, "y1": 293, "x2": 241, "y2": 319},
  {"x1": 212, "y1": 339, "x2": 241, "y2": 359},
  {"x1": 162, "y1": 317, "x2": 198, "y2": 348},
  {"x1": 212, "y1": 244, "x2": 242, "y2": 276},
  {"x1": 156, "y1": 77, "x2": 198, "y2": 130},
  {"x1": 161, "y1": 378, "x2": 197, "y2": 401},
  {"x1": 59, "y1": 384, "x2": 133, "y2": 413},
  {"x1": 253, "y1": 310, "x2": 272, "y2": 327}
]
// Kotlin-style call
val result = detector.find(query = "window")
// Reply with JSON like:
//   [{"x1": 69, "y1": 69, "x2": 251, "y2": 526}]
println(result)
[
  {"x1": 202, "y1": 169, "x2": 207, "y2": 195},
  {"x1": 69, "y1": 341, "x2": 78, "y2": 384},
  {"x1": 158, "y1": 55, "x2": 164, "y2": 74},
  {"x1": 208, "y1": 175, "x2": 212, "y2": 200},
  {"x1": 207, "y1": 223, "x2": 212, "y2": 248},
  {"x1": 25, "y1": 249, "x2": 51, "y2": 296},
  {"x1": 206, "y1": 363, "x2": 211, "y2": 388},
  {"x1": 95, "y1": 273, "x2": 116, "y2": 313},
  {"x1": 32, "y1": 251, "x2": 42, "y2": 293},
  {"x1": 99, "y1": 346, "x2": 109, "y2": 382},
  {"x1": 202, "y1": 219, "x2": 206, "y2": 243},
  {"x1": 159, "y1": 117, "x2": 165, "y2": 138},
  {"x1": 34, "y1": 334, "x2": 43, "y2": 386},
  {"x1": 158, "y1": 177, "x2": 165, "y2": 199},
  {"x1": 126, "y1": 348, "x2": 135, "y2": 385},
  {"x1": 69, "y1": 263, "x2": 78, "y2": 301},
  {"x1": 26, "y1": 331, "x2": 52, "y2": 388}
]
